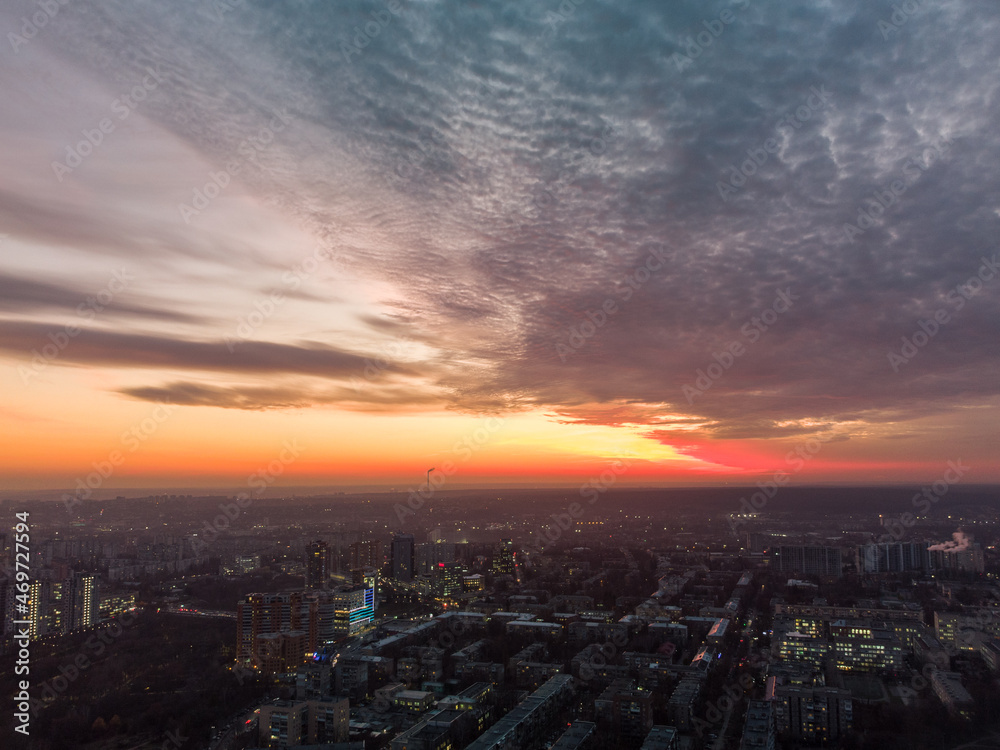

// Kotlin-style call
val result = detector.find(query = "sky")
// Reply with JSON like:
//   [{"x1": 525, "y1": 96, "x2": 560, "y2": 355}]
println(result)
[{"x1": 1, "y1": 0, "x2": 999, "y2": 494}]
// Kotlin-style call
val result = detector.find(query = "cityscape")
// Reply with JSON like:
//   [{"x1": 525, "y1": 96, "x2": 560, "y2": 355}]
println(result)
[
  {"x1": 5, "y1": 486, "x2": 1000, "y2": 749},
  {"x1": 2, "y1": 0, "x2": 1000, "y2": 749}
]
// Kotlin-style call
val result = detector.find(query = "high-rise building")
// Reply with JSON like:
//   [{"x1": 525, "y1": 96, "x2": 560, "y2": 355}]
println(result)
[
  {"x1": 71, "y1": 572, "x2": 98, "y2": 631},
  {"x1": 416, "y1": 542, "x2": 456, "y2": 575},
  {"x1": 392, "y1": 533, "x2": 415, "y2": 582},
  {"x1": 492, "y1": 539, "x2": 515, "y2": 576},
  {"x1": 931, "y1": 544, "x2": 986, "y2": 574},
  {"x1": 770, "y1": 546, "x2": 842, "y2": 577},
  {"x1": 857, "y1": 542, "x2": 929, "y2": 574},
  {"x1": 306, "y1": 541, "x2": 329, "y2": 590},
  {"x1": 349, "y1": 540, "x2": 382, "y2": 571},
  {"x1": 331, "y1": 586, "x2": 376, "y2": 637},
  {"x1": 434, "y1": 561, "x2": 463, "y2": 599},
  {"x1": 237, "y1": 592, "x2": 318, "y2": 673},
  {"x1": 27, "y1": 580, "x2": 46, "y2": 640}
]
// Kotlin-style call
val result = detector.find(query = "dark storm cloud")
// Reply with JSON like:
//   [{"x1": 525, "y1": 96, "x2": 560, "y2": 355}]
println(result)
[{"x1": 9, "y1": 0, "x2": 1000, "y2": 426}]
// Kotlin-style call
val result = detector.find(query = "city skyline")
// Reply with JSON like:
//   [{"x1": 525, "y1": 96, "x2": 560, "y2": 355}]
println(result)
[{"x1": 2, "y1": 0, "x2": 1000, "y2": 492}]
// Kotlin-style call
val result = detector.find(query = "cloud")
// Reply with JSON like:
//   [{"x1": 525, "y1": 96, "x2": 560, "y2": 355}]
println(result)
[
  {"x1": 117, "y1": 380, "x2": 445, "y2": 412},
  {"x1": 4, "y1": 0, "x2": 1000, "y2": 445},
  {"x1": 0, "y1": 320, "x2": 418, "y2": 380},
  {"x1": 0, "y1": 271, "x2": 206, "y2": 324}
]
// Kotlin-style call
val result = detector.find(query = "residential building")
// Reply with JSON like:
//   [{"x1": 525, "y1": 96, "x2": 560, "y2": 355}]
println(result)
[{"x1": 773, "y1": 686, "x2": 852, "y2": 742}]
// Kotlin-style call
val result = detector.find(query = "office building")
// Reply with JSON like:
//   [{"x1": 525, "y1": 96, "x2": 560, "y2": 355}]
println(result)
[
  {"x1": 392, "y1": 533, "x2": 415, "y2": 582},
  {"x1": 306, "y1": 540, "x2": 329, "y2": 590},
  {"x1": 492, "y1": 538, "x2": 515, "y2": 576},
  {"x1": 829, "y1": 620, "x2": 905, "y2": 672},
  {"x1": 331, "y1": 585, "x2": 376, "y2": 637},
  {"x1": 434, "y1": 561, "x2": 463, "y2": 599},
  {"x1": 416, "y1": 542, "x2": 456, "y2": 575},
  {"x1": 350, "y1": 539, "x2": 382, "y2": 571}
]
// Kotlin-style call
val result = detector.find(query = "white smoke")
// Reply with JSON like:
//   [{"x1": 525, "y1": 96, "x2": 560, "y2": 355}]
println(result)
[{"x1": 928, "y1": 531, "x2": 972, "y2": 552}]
